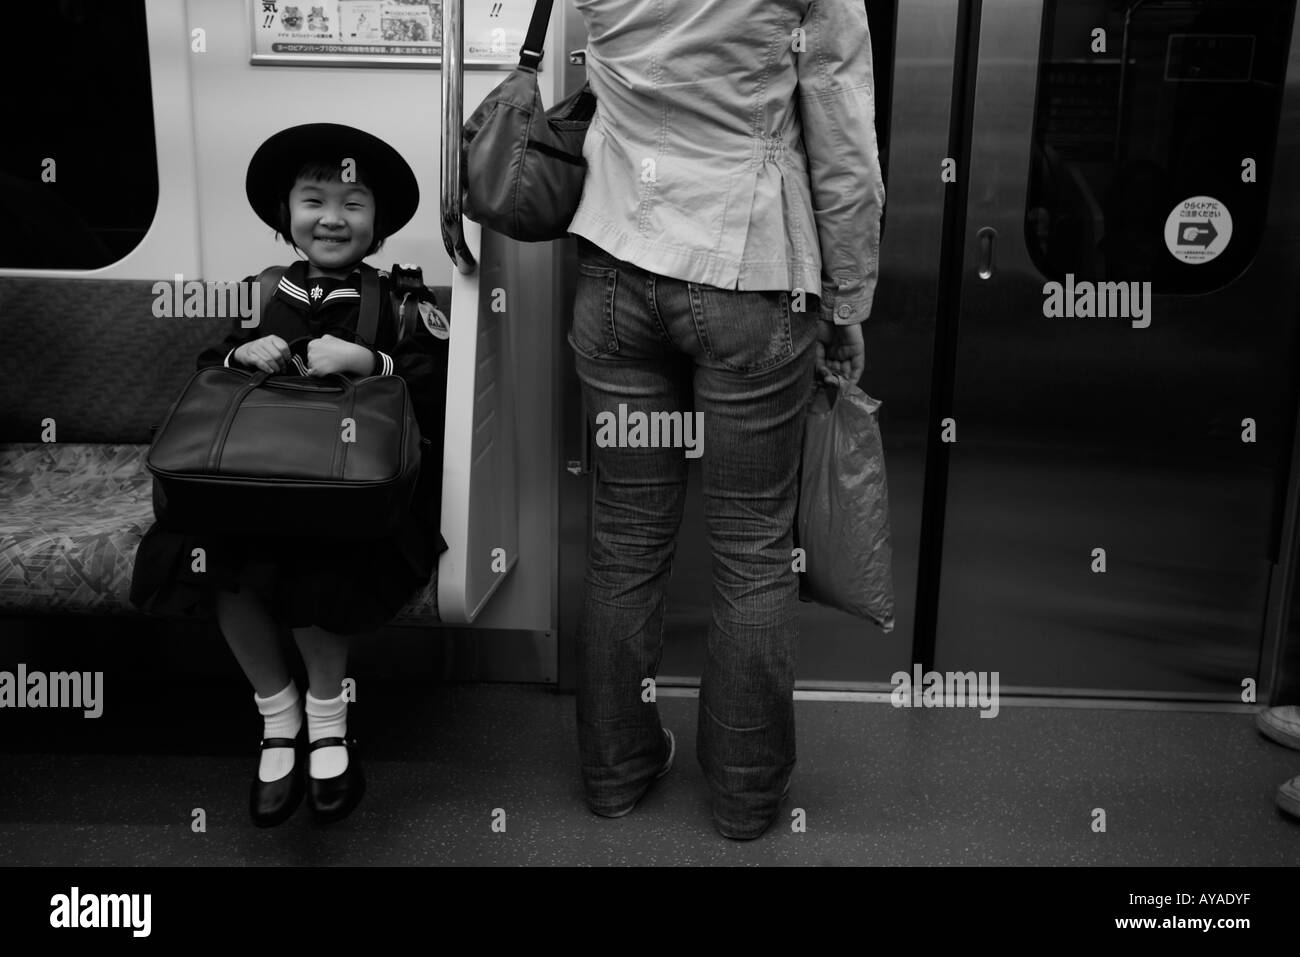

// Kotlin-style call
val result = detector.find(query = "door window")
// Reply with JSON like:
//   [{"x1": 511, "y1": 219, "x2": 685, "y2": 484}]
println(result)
[{"x1": 1024, "y1": 0, "x2": 1295, "y2": 292}]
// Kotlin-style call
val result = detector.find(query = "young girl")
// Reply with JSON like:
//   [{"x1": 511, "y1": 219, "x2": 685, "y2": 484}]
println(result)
[{"x1": 130, "y1": 123, "x2": 450, "y2": 826}]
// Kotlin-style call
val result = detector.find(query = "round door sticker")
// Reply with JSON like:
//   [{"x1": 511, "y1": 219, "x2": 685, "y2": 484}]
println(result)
[{"x1": 1164, "y1": 195, "x2": 1232, "y2": 265}]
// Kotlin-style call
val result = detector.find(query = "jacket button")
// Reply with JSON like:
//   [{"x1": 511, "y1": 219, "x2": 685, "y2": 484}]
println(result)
[{"x1": 837, "y1": 304, "x2": 852, "y2": 318}]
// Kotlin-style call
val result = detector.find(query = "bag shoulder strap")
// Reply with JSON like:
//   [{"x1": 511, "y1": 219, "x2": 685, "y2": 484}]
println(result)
[
  {"x1": 358, "y1": 267, "x2": 381, "y2": 348},
  {"x1": 255, "y1": 265, "x2": 286, "y2": 320},
  {"x1": 519, "y1": 0, "x2": 553, "y2": 71}
]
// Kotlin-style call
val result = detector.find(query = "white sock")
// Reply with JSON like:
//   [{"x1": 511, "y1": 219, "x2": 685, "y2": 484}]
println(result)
[
  {"x1": 305, "y1": 690, "x2": 349, "y2": 779},
  {"x1": 254, "y1": 682, "x2": 302, "y2": 784}
]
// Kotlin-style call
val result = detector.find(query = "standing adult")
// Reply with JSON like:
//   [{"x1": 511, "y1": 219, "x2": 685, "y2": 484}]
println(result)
[{"x1": 566, "y1": 0, "x2": 885, "y2": 839}]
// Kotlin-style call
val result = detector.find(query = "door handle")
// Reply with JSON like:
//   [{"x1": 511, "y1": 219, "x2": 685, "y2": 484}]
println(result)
[
  {"x1": 566, "y1": 406, "x2": 592, "y2": 475},
  {"x1": 577, "y1": 397, "x2": 593, "y2": 475},
  {"x1": 976, "y1": 226, "x2": 996, "y2": 280}
]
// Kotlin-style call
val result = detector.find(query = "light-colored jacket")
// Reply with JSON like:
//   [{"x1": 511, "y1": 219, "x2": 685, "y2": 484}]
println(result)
[{"x1": 567, "y1": 0, "x2": 885, "y2": 325}]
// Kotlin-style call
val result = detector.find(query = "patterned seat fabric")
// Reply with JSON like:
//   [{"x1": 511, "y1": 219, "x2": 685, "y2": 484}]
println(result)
[
  {"x1": 0, "y1": 444, "x2": 154, "y2": 614},
  {"x1": 0, "y1": 443, "x2": 439, "y2": 622}
]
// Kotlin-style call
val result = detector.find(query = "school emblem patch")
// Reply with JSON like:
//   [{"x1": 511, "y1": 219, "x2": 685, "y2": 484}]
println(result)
[{"x1": 419, "y1": 300, "x2": 450, "y2": 340}]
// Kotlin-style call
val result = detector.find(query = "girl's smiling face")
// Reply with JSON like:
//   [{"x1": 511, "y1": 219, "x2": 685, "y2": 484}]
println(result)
[{"x1": 287, "y1": 173, "x2": 376, "y2": 277}]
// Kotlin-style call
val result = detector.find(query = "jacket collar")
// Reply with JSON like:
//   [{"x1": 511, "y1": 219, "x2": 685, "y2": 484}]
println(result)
[{"x1": 274, "y1": 260, "x2": 369, "y2": 312}]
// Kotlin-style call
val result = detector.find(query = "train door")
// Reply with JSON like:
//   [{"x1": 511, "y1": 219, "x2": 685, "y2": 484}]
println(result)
[
  {"x1": 935, "y1": 0, "x2": 1300, "y2": 696},
  {"x1": 556, "y1": 0, "x2": 951, "y2": 690},
  {"x1": 651, "y1": 0, "x2": 920, "y2": 687}
]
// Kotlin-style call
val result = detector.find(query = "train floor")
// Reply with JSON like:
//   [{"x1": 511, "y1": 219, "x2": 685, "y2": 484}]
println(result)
[{"x1": 1, "y1": 681, "x2": 1298, "y2": 866}]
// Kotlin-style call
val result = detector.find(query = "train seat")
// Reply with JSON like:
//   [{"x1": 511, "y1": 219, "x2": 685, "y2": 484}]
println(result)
[
  {"x1": 0, "y1": 442, "x2": 153, "y2": 614},
  {"x1": 0, "y1": 437, "x2": 443, "y2": 619},
  {"x1": 0, "y1": 260, "x2": 514, "y2": 625}
]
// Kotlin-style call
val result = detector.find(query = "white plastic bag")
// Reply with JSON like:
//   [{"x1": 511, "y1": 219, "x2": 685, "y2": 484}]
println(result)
[{"x1": 795, "y1": 375, "x2": 896, "y2": 633}]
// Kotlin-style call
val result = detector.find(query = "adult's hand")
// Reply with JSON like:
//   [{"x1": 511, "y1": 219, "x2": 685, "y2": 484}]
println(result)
[{"x1": 814, "y1": 321, "x2": 865, "y2": 387}]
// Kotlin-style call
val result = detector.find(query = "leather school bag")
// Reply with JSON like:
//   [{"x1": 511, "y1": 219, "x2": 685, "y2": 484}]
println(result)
[{"x1": 146, "y1": 267, "x2": 431, "y2": 540}]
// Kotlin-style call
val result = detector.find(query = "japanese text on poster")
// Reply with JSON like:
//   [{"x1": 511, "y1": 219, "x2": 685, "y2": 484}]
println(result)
[{"x1": 250, "y1": 0, "x2": 530, "y2": 68}]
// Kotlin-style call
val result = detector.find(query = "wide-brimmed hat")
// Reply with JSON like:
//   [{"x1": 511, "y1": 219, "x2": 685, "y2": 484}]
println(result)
[{"x1": 245, "y1": 123, "x2": 419, "y2": 239}]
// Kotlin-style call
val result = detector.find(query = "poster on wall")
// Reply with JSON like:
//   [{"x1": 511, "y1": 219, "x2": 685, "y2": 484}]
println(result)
[{"x1": 250, "y1": 0, "x2": 530, "y2": 69}]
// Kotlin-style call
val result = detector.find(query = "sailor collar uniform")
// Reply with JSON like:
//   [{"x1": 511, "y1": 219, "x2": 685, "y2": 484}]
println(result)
[
  {"x1": 267, "y1": 263, "x2": 365, "y2": 374},
  {"x1": 142, "y1": 259, "x2": 454, "y2": 633},
  {"x1": 276, "y1": 262, "x2": 362, "y2": 313},
  {"x1": 215, "y1": 261, "x2": 445, "y2": 378}
]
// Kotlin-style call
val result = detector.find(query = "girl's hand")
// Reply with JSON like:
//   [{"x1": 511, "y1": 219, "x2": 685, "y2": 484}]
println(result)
[
  {"x1": 306, "y1": 334, "x2": 373, "y2": 377},
  {"x1": 234, "y1": 335, "x2": 291, "y2": 373}
]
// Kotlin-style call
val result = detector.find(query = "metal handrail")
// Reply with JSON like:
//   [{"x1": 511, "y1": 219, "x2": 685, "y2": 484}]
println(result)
[{"x1": 441, "y1": 0, "x2": 476, "y2": 273}]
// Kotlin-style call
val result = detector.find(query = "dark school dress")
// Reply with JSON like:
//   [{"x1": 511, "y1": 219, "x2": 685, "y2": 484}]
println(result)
[{"x1": 129, "y1": 260, "x2": 450, "y2": 634}]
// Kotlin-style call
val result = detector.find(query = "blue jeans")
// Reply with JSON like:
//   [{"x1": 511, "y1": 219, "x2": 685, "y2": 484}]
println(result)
[{"x1": 569, "y1": 235, "x2": 818, "y2": 838}]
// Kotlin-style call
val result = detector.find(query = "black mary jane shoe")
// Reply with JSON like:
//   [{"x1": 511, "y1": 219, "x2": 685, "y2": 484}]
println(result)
[
  {"x1": 308, "y1": 737, "x2": 365, "y2": 825},
  {"x1": 250, "y1": 732, "x2": 306, "y2": 828}
]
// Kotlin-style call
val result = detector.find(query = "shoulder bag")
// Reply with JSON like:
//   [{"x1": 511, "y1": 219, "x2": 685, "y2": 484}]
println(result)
[{"x1": 462, "y1": 0, "x2": 595, "y2": 242}]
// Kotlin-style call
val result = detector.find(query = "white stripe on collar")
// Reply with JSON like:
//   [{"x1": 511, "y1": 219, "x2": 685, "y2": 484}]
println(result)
[
  {"x1": 278, "y1": 270, "x2": 363, "y2": 306},
  {"x1": 278, "y1": 276, "x2": 309, "y2": 303}
]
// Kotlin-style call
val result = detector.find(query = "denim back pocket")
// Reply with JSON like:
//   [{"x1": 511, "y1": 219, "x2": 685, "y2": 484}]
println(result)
[
  {"x1": 568, "y1": 262, "x2": 620, "y2": 359},
  {"x1": 687, "y1": 284, "x2": 795, "y2": 374}
]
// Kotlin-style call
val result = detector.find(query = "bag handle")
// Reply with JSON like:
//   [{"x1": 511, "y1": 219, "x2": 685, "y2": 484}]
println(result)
[
  {"x1": 519, "y1": 0, "x2": 554, "y2": 72},
  {"x1": 272, "y1": 335, "x2": 363, "y2": 377},
  {"x1": 247, "y1": 367, "x2": 356, "y2": 394},
  {"x1": 205, "y1": 367, "x2": 358, "y2": 471}
]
